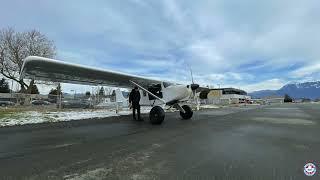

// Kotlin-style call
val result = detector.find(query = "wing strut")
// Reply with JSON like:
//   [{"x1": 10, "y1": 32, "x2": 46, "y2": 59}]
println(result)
[{"x1": 129, "y1": 80, "x2": 166, "y2": 104}]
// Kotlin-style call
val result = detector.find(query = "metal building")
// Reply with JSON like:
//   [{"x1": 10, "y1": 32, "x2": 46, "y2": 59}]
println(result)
[{"x1": 200, "y1": 88, "x2": 251, "y2": 105}]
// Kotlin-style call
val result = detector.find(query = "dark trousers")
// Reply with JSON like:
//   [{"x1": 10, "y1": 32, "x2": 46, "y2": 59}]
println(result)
[{"x1": 132, "y1": 104, "x2": 141, "y2": 120}]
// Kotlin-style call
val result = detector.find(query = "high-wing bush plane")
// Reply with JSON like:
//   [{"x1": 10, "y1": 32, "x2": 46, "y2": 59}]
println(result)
[{"x1": 20, "y1": 56, "x2": 200, "y2": 125}]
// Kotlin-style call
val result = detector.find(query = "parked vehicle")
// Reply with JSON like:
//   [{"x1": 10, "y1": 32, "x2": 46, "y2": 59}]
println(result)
[
  {"x1": 59, "y1": 100, "x2": 91, "y2": 109},
  {"x1": 0, "y1": 101, "x2": 15, "y2": 106},
  {"x1": 31, "y1": 100, "x2": 51, "y2": 105}
]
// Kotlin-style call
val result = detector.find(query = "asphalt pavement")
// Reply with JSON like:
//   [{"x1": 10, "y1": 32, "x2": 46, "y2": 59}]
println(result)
[{"x1": 0, "y1": 103, "x2": 320, "y2": 180}]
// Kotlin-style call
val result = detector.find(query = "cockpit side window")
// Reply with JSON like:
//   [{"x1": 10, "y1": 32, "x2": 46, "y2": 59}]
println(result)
[{"x1": 163, "y1": 82, "x2": 172, "y2": 88}]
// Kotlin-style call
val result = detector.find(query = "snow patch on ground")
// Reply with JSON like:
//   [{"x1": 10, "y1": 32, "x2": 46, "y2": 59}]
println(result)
[
  {"x1": 0, "y1": 107, "x2": 152, "y2": 127},
  {"x1": 0, "y1": 109, "x2": 120, "y2": 127},
  {"x1": 0, "y1": 105, "x2": 217, "y2": 127},
  {"x1": 199, "y1": 104, "x2": 220, "y2": 109}
]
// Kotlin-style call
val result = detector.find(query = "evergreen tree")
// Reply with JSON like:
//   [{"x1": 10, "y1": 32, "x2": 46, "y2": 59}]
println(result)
[
  {"x1": 85, "y1": 91, "x2": 91, "y2": 97},
  {"x1": 284, "y1": 94, "x2": 293, "y2": 103},
  {"x1": 0, "y1": 78, "x2": 10, "y2": 93},
  {"x1": 48, "y1": 84, "x2": 62, "y2": 103},
  {"x1": 99, "y1": 87, "x2": 105, "y2": 96},
  {"x1": 30, "y1": 84, "x2": 39, "y2": 94}
]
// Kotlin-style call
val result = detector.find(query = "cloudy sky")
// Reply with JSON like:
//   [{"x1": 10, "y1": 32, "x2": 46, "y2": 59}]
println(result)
[{"x1": 1, "y1": 0, "x2": 320, "y2": 93}]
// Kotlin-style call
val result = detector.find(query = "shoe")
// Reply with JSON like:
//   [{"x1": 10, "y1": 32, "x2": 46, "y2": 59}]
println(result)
[{"x1": 137, "y1": 118, "x2": 144, "y2": 121}]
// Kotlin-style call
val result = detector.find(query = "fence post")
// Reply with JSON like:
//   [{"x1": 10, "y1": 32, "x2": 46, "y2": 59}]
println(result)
[{"x1": 59, "y1": 93, "x2": 62, "y2": 109}]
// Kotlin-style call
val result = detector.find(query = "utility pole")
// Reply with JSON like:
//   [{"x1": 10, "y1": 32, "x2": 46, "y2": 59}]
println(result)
[
  {"x1": 10, "y1": 79, "x2": 13, "y2": 99},
  {"x1": 91, "y1": 87, "x2": 94, "y2": 106},
  {"x1": 57, "y1": 83, "x2": 62, "y2": 109},
  {"x1": 97, "y1": 86, "x2": 99, "y2": 103}
]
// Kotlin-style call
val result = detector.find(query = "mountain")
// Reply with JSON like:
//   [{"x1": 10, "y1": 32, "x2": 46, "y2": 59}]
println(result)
[{"x1": 249, "y1": 81, "x2": 320, "y2": 100}]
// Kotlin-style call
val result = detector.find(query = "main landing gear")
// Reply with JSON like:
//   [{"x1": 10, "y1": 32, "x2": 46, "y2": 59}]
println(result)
[
  {"x1": 148, "y1": 104, "x2": 193, "y2": 125},
  {"x1": 149, "y1": 106, "x2": 165, "y2": 125}
]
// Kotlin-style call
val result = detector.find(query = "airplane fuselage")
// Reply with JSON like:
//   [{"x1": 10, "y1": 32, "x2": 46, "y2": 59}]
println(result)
[{"x1": 139, "y1": 83, "x2": 192, "y2": 106}]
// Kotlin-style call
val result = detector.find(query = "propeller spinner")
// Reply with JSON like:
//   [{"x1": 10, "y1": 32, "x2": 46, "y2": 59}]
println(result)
[{"x1": 191, "y1": 83, "x2": 199, "y2": 91}]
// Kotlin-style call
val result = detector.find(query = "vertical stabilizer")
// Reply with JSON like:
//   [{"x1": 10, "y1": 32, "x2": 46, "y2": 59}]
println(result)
[{"x1": 115, "y1": 89, "x2": 129, "y2": 107}]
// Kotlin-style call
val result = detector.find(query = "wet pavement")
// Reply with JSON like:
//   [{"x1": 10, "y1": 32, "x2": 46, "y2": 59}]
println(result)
[{"x1": 0, "y1": 103, "x2": 319, "y2": 179}]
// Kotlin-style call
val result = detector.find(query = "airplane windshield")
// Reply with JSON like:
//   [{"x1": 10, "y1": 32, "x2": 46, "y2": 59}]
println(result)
[{"x1": 163, "y1": 82, "x2": 172, "y2": 88}]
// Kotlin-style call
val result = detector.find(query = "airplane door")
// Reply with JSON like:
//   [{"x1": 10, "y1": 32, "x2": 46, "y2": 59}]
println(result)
[{"x1": 147, "y1": 84, "x2": 163, "y2": 100}]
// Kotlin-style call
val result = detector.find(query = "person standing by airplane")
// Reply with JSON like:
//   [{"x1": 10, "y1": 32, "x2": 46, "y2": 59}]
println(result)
[{"x1": 129, "y1": 86, "x2": 142, "y2": 121}]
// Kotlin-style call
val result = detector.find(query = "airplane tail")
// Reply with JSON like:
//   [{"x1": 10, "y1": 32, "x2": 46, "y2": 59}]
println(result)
[{"x1": 115, "y1": 89, "x2": 129, "y2": 107}]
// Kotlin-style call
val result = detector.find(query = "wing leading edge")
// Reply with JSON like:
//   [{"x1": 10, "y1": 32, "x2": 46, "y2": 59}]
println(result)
[{"x1": 20, "y1": 56, "x2": 163, "y2": 88}]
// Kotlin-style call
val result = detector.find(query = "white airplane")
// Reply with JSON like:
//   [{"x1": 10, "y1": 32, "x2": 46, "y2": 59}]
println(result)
[
  {"x1": 95, "y1": 89, "x2": 129, "y2": 108},
  {"x1": 20, "y1": 56, "x2": 200, "y2": 125}
]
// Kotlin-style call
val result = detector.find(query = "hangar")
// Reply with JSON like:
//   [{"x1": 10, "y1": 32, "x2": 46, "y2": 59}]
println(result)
[{"x1": 200, "y1": 88, "x2": 251, "y2": 105}]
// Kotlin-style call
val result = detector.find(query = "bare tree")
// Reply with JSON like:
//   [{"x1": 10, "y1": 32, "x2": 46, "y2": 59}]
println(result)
[
  {"x1": 104, "y1": 87, "x2": 113, "y2": 96},
  {"x1": 0, "y1": 28, "x2": 56, "y2": 92}
]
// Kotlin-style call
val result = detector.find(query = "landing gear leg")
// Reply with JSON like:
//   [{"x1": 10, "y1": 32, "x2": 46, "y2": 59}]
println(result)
[
  {"x1": 175, "y1": 104, "x2": 193, "y2": 120},
  {"x1": 149, "y1": 106, "x2": 165, "y2": 125}
]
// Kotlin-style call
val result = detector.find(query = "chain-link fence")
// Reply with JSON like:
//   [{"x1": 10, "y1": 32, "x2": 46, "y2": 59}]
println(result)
[{"x1": 0, "y1": 92, "x2": 127, "y2": 111}]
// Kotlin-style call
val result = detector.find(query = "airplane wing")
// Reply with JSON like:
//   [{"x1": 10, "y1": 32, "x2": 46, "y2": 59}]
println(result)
[{"x1": 20, "y1": 56, "x2": 164, "y2": 88}]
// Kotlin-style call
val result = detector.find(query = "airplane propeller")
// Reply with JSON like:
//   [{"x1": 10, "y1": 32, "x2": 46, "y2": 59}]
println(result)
[
  {"x1": 188, "y1": 67, "x2": 201, "y2": 110},
  {"x1": 188, "y1": 66, "x2": 199, "y2": 99}
]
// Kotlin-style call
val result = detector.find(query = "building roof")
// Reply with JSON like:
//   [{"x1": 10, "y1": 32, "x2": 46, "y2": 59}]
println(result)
[{"x1": 209, "y1": 88, "x2": 247, "y2": 95}]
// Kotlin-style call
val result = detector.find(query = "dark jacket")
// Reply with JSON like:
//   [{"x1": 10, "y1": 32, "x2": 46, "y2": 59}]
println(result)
[{"x1": 129, "y1": 89, "x2": 141, "y2": 105}]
